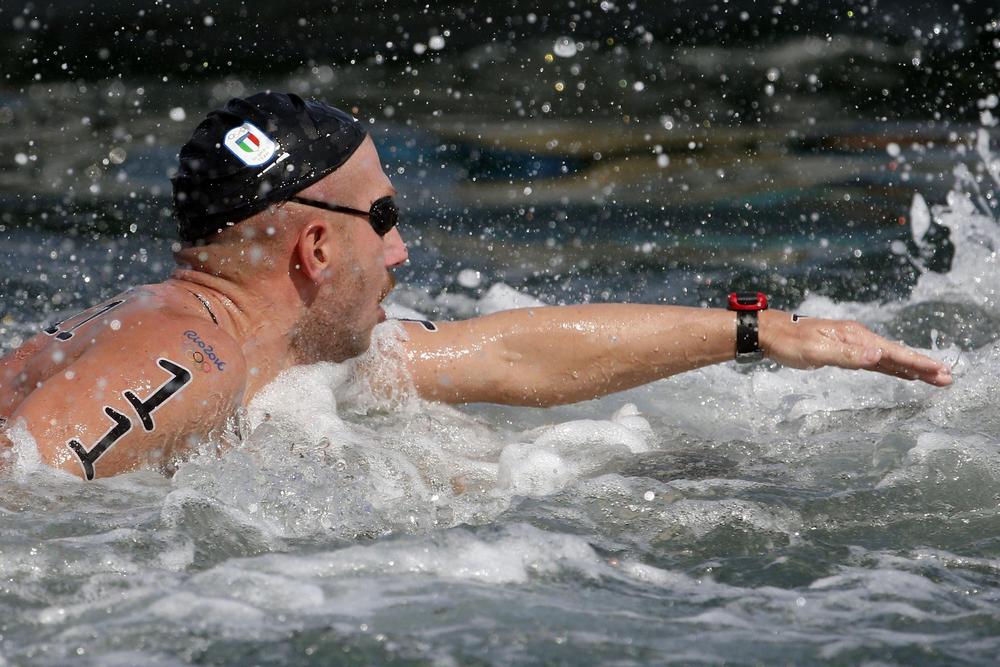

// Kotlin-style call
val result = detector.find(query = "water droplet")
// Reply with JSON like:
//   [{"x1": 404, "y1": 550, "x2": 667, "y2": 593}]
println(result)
[
  {"x1": 553, "y1": 37, "x2": 578, "y2": 58},
  {"x1": 457, "y1": 269, "x2": 481, "y2": 289}
]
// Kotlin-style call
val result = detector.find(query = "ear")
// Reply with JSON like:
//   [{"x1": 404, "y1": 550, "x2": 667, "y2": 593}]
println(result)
[{"x1": 293, "y1": 220, "x2": 336, "y2": 283}]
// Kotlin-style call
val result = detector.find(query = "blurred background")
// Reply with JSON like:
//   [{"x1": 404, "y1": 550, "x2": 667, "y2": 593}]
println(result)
[{"x1": 1, "y1": 0, "x2": 998, "y2": 336}]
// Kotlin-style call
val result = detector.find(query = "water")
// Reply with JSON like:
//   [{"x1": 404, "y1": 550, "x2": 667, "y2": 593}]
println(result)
[{"x1": 3, "y1": 46, "x2": 1000, "y2": 667}]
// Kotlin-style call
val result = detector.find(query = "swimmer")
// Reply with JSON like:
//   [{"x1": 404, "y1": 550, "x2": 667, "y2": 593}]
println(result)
[{"x1": 0, "y1": 93, "x2": 953, "y2": 480}]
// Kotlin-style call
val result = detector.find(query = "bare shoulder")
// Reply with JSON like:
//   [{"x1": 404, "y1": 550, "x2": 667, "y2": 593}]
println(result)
[{"x1": 8, "y1": 307, "x2": 247, "y2": 480}]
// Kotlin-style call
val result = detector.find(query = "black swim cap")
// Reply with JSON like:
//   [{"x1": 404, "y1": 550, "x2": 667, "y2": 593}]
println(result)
[{"x1": 171, "y1": 92, "x2": 367, "y2": 243}]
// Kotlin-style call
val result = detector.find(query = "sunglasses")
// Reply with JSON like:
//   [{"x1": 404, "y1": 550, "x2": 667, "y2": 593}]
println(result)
[{"x1": 288, "y1": 195, "x2": 398, "y2": 237}]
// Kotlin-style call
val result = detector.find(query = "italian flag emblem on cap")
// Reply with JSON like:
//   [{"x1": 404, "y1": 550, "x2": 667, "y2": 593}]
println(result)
[
  {"x1": 236, "y1": 132, "x2": 260, "y2": 152},
  {"x1": 223, "y1": 122, "x2": 278, "y2": 167}
]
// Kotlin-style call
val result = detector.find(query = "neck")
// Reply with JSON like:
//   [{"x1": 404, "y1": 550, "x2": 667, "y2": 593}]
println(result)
[{"x1": 167, "y1": 268, "x2": 301, "y2": 399}]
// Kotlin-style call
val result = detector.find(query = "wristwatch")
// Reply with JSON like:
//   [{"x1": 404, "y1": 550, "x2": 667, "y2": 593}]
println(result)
[{"x1": 727, "y1": 291, "x2": 768, "y2": 363}]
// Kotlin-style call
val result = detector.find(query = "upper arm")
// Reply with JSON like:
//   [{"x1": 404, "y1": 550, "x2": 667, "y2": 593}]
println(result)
[{"x1": 10, "y1": 320, "x2": 247, "y2": 479}]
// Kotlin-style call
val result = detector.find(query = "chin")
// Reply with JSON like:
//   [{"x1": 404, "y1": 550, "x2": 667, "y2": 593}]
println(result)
[
  {"x1": 345, "y1": 327, "x2": 376, "y2": 360},
  {"x1": 291, "y1": 317, "x2": 373, "y2": 365}
]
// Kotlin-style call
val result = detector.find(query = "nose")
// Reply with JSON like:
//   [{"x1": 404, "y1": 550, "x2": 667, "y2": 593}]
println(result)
[{"x1": 382, "y1": 227, "x2": 408, "y2": 268}]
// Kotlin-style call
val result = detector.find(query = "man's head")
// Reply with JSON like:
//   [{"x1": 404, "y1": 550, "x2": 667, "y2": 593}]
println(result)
[
  {"x1": 172, "y1": 91, "x2": 371, "y2": 243},
  {"x1": 171, "y1": 92, "x2": 408, "y2": 363}
]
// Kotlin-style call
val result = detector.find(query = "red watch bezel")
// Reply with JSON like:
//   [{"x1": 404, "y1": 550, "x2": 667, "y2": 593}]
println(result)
[{"x1": 727, "y1": 292, "x2": 768, "y2": 311}]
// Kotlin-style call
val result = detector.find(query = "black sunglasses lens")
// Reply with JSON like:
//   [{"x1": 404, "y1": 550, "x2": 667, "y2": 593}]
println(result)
[{"x1": 369, "y1": 196, "x2": 398, "y2": 236}]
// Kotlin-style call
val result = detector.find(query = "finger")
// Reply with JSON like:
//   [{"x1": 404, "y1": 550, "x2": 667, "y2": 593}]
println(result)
[
  {"x1": 877, "y1": 339, "x2": 950, "y2": 373},
  {"x1": 873, "y1": 345, "x2": 953, "y2": 386},
  {"x1": 873, "y1": 359, "x2": 952, "y2": 386},
  {"x1": 820, "y1": 340, "x2": 952, "y2": 386},
  {"x1": 871, "y1": 359, "x2": 952, "y2": 387},
  {"x1": 835, "y1": 324, "x2": 954, "y2": 384},
  {"x1": 794, "y1": 320, "x2": 952, "y2": 386}
]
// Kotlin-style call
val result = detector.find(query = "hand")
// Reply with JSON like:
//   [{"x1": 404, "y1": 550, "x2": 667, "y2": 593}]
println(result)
[{"x1": 758, "y1": 310, "x2": 953, "y2": 386}]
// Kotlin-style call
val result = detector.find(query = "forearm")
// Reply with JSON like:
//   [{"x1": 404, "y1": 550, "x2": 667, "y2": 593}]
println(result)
[
  {"x1": 402, "y1": 299, "x2": 952, "y2": 407},
  {"x1": 407, "y1": 304, "x2": 737, "y2": 406}
]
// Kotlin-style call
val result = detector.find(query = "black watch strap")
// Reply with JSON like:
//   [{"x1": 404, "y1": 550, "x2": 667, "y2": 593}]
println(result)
[
  {"x1": 734, "y1": 311, "x2": 762, "y2": 363},
  {"x1": 727, "y1": 291, "x2": 768, "y2": 363}
]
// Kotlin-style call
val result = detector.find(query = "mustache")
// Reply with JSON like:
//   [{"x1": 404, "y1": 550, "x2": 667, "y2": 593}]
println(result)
[{"x1": 380, "y1": 273, "x2": 396, "y2": 301}]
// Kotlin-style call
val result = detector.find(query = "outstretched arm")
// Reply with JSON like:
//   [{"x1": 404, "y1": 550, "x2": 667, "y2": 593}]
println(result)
[{"x1": 398, "y1": 305, "x2": 952, "y2": 407}]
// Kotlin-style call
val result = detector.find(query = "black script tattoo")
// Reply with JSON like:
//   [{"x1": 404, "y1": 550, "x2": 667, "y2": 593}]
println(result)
[
  {"x1": 68, "y1": 407, "x2": 132, "y2": 481},
  {"x1": 67, "y1": 357, "x2": 192, "y2": 480},
  {"x1": 123, "y1": 359, "x2": 192, "y2": 432},
  {"x1": 397, "y1": 318, "x2": 438, "y2": 332},
  {"x1": 44, "y1": 300, "x2": 125, "y2": 341}
]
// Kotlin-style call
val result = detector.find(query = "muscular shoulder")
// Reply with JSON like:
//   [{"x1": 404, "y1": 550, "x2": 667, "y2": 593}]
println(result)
[{"x1": 9, "y1": 313, "x2": 247, "y2": 480}]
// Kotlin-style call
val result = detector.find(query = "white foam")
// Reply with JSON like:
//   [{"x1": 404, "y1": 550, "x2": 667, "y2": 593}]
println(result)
[
  {"x1": 810, "y1": 568, "x2": 943, "y2": 604},
  {"x1": 155, "y1": 539, "x2": 195, "y2": 572},
  {"x1": 496, "y1": 444, "x2": 577, "y2": 496},
  {"x1": 176, "y1": 332, "x2": 668, "y2": 535},
  {"x1": 160, "y1": 487, "x2": 284, "y2": 551},
  {"x1": 654, "y1": 497, "x2": 802, "y2": 540},
  {"x1": 188, "y1": 566, "x2": 326, "y2": 611},
  {"x1": 875, "y1": 429, "x2": 1000, "y2": 490},
  {"x1": 78, "y1": 653, "x2": 188, "y2": 667},
  {"x1": 248, "y1": 523, "x2": 604, "y2": 585},
  {"x1": 910, "y1": 192, "x2": 931, "y2": 243},
  {"x1": 477, "y1": 282, "x2": 547, "y2": 314},
  {"x1": 246, "y1": 362, "x2": 354, "y2": 439},
  {"x1": 147, "y1": 590, "x2": 267, "y2": 627},
  {"x1": 750, "y1": 362, "x2": 936, "y2": 422},
  {"x1": 906, "y1": 128, "x2": 1000, "y2": 309},
  {"x1": 4, "y1": 419, "x2": 41, "y2": 476},
  {"x1": 498, "y1": 404, "x2": 653, "y2": 496}
]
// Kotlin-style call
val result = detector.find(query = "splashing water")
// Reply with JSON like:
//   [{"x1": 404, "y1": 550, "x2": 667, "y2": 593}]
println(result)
[{"x1": 4, "y1": 123, "x2": 1000, "y2": 667}]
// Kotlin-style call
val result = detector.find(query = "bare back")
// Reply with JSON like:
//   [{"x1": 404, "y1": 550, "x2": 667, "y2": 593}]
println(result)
[{"x1": 0, "y1": 283, "x2": 247, "y2": 479}]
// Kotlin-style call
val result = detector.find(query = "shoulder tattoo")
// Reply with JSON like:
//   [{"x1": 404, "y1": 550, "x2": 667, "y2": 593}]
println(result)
[
  {"x1": 67, "y1": 357, "x2": 192, "y2": 480},
  {"x1": 44, "y1": 300, "x2": 126, "y2": 341}
]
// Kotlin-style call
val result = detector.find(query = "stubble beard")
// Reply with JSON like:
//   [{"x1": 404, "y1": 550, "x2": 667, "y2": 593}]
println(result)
[
  {"x1": 290, "y1": 313, "x2": 373, "y2": 365},
  {"x1": 289, "y1": 287, "x2": 374, "y2": 365},
  {"x1": 289, "y1": 266, "x2": 394, "y2": 366}
]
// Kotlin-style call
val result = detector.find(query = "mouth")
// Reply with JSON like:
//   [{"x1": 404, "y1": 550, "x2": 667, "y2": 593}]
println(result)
[{"x1": 378, "y1": 273, "x2": 397, "y2": 303}]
